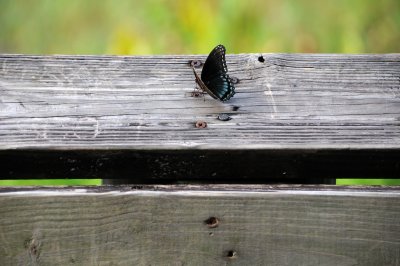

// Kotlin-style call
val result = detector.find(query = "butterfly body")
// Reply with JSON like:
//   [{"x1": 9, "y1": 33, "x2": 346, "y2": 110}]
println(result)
[{"x1": 192, "y1": 45, "x2": 235, "y2": 102}]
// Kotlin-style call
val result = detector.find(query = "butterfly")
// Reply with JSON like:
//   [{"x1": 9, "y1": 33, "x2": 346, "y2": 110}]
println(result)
[{"x1": 191, "y1": 44, "x2": 235, "y2": 102}]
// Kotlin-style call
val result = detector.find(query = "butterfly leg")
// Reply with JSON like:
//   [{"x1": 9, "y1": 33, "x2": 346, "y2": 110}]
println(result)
[{"x1": 191, "y1": 81, "x2": 206, "y2": 99}]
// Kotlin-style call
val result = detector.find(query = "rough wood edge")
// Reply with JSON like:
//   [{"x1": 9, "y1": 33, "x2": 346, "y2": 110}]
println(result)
[{"x1": 1, "y1": 184, "x2": 399, "y2": 194}]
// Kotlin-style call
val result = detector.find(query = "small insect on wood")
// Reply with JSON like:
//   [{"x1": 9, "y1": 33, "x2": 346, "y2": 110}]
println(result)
[{"x1": 191, "y1": 45, "x2": 235, "y2": 102}]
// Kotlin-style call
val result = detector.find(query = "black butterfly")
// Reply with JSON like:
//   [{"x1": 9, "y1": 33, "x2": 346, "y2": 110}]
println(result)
[{"x1": 191, "y1": 44, "x2": 235, "y2": 102}]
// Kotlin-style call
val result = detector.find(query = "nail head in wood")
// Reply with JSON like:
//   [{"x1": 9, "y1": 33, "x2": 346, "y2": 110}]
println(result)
[
  {"x1": 191, "y1": 91, "x2": 202, "y2": 98},
  {"x1": 230, "y1": 77, "x2": 239, "y2": 84},
  {"x1": 189, "y1": 60, "x2": 202, "y2": 68},
  {"x1": 217, "y1": 114, "x2": 232, "y2": 121},
  {"x1": 195, "y1": 121, "x2": 207, "y2": 128}
]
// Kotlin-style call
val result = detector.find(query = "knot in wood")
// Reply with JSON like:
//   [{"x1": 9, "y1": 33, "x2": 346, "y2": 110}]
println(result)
[{"x1": 227, "y1": 250, "x2": 237, "y2": 259}]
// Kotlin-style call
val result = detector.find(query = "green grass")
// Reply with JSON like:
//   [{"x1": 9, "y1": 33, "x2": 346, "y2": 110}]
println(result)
[
  {"x1": 336, "y1": 179, "x2": 400, "y2": 185},
  {"x1": 1, "y1": 0, "x2": 399, "y2": 54}
]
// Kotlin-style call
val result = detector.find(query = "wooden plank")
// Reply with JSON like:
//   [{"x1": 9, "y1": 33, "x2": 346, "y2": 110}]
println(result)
[
  {"x1": 0, "y1": 54, "x2": 399, "y2": 179},
  {"x1": 0, "y1": 185, "x2": 399, "y2": 265},
  {"x1": 1, "y1": 54, "x2": 399, "y2": 149}
]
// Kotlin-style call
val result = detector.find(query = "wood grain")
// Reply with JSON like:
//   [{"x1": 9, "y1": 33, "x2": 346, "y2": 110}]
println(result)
[
  {"x1": 1, "y1": 53, "x2": 399, "y2": 149},
  {"x1": 0, "y1": 54, "x2": 399, "y2": 179},
  {"x1": 0, "y1": 185, "x2": 399, "y2": 265}
]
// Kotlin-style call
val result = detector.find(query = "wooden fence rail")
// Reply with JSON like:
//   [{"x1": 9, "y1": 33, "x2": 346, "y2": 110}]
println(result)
[
  {"x1": 1, "y1": 53, "x2": 400, "y2": 265},
  {"x1": 0, "y1": 185, "x2": 399, "y2": 265},
  {"x1": 0, "y1": 53, "x2": 399, "y2": 180}
]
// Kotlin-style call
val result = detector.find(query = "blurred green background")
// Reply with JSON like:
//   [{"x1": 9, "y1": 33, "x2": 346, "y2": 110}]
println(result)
[
  {"x1": 0, "y1": 0, "x2": 399, "y2": 185},
  {"x1": 1, "y1": 0, "x2": 399, "y2": 54}
]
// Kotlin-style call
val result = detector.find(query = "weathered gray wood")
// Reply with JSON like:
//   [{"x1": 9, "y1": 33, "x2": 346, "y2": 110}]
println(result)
[
  {"x1": 0, "y1": 54, "x2": 399, "y2": 179},
  {"x1": 1, "y1": 53, "x2": 399, "y2": 149},
  {"x1": 0, "y1": 185, "x2": 399, "y2": 265}
]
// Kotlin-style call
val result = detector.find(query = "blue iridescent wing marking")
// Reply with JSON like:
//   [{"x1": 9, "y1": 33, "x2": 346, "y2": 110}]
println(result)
[
  {"x1": 204, "y1": 73, "x2": 235, "y2": 101},
  {"x1": 200, "y1": 45, "x2": 235, "y2": 102}
]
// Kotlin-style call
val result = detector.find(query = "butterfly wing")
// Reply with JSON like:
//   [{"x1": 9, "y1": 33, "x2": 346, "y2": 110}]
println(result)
[
  {"x1": 204, "y1": 74, "x2": 235, "y2": 101},
  {"x1": 201, "y1": 45, "x2": 228, "y2": 81},
  {"x1": 201, "y1": 45, "x2": 235, "y2": 101}
]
